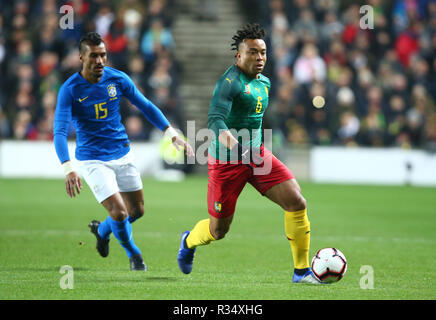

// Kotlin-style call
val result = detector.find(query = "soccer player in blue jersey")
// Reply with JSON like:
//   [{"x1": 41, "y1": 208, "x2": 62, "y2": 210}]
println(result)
[{"x1": 53, "y1": 32, "x2": 193, "y2": 271}]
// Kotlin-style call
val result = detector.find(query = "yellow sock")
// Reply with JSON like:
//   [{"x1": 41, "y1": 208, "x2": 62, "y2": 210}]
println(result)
[
  {"x1": 284, "y1": 209, "x2": 310, "y2": 269},
  {"x1": 186, "y1": 219, "x2": 216, "y2": 249}
]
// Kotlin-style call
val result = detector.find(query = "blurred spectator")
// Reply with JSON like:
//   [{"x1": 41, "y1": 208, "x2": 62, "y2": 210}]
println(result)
[
  {"x1": 0, "y1": 106, "x2": 10, "y2": 137},
  {"x1": 337, "y1": 111, "x2": 360, "y2": 146},
  {"x1": 395, "y1": 22, "x2": 420, "y2": 68},
  {"x1": 319, "y1": 10, "x2": 344, "y2": 45},
  {"x1": 37, "y1": 51, "x2": 59, "y2": 78},
  {"x1": 13, "y1": 110, "x2": 33, "y2": 139},
  {"x1": 406, "y1": 84, "x2": 435, "y2": 146},
  {"x1": 330, "y1": 86, "x2": 358, "y2": 139},
  {"x1": 425, "y1": 113, "x2": 436, "y2": 152},
  {"x1": 385, "y1": 94, "x2": 407, "y2": 145},
  {"x1": 125, "y1": 115, "x2": 149, "y2": 140},
  {"x1": 287, "y1": 123, "x2": 310, "y2": 145},
  {"x1": 146, "y1": 0, "x2": 172, "y2": 27},
  {"x1": 309, "y1": 109, "x2": 331, "y2": 145},
  {"x1": 94, "y1": 5, "x2": 114, "y2": 38},
  {"x1": 119, "y1": 0, "x2": 146, "y2": 41},
  {"x1": 293, "y1": 43, "x2": 327, "y2": 85},
  {"x1": 15, "y1": 83, "x2": 34, "y2": 112},
  {"x1": 149, "y1": 86, "x2": 184, "y2": 130},
  {"x1": 127, "y1": 54, "x2": 147, "y2": 89},
  {"x1": 291, "y1": 8, "x2": 319, "y2": 43},
  {"x1": 147, "y1": 63, "x2": 173, "y2": 93},
  {"x1": 285, "y1": 0, "x2": 312, "y2": 23},
  {"x1": 104, "y1": 19, "x2": 128, "y2": 70},
  {"x1": 359, "y1": 103, "x2": 387, "y2": 146},
  {"x1": 27, "y1": 113, "x2": 54, "y2": 141},
  {"x1": 140, "y1": 18, "x2": 175, "y2": 63},
  {"x1": 60, "y1": 48, "x2": 82, "y2": 78},
  {"x1": 196, "y1": 0, "x2": 219, "y2": 21}
]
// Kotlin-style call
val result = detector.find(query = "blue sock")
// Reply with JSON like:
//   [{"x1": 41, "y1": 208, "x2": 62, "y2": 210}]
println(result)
[
  {"x1": 98, "y1": 215, "x2": 140, "y2": 240},
  {"x1": 128, "y1": 216, "x2": 138, "y2": 224},
  {"x1": 109, "y1": 217, "x2": 142, "y2": 258},
  {"x1": 97, "y1": 216, "x2": 112, "y2": 240}
]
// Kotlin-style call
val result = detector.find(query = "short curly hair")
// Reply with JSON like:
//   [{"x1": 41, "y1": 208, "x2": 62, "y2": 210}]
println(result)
[{"x1": 231, "y1": 23, "x2": 266, "y2": 51}]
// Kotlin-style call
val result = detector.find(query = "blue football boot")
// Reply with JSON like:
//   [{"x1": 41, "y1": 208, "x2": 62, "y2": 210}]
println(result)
[
  {"x1": 292, "y1": 268, "x2": 322, "y2": 284},
  {"x1": 177, "y1": 231, "x2": 196, "y2": 274}
]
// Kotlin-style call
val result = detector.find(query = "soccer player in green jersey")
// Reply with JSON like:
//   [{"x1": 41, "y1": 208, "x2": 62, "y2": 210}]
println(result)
[{"x1": 177, "y1": 24, "x2": 320, "y2": 284}]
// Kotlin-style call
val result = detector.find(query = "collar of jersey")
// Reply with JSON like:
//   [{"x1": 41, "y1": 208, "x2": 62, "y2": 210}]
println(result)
[{"x1": 77, "y1": 67, "x2": 107, "y2": 85}]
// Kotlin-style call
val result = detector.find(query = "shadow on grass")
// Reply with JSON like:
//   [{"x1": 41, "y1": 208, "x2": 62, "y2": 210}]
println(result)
[
  {"x1": 145, "y1": 276, "x2": 178, "y2": 282},
  {"x1": 77, "y1": 274, "x2": 179, "y2": 283}
]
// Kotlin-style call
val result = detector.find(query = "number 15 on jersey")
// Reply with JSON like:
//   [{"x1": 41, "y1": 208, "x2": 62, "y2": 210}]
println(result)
[{"x1": 94, "y1": 102, "x2": 107, "y2": 119}]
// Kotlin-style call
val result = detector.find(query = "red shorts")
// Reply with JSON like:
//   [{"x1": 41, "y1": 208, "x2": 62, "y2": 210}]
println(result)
[{"x1": 207, "y1": 146, "x2": 294, "y2": 218}]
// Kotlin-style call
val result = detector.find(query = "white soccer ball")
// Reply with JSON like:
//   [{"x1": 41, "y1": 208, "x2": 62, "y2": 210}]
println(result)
[{"x1": 311, "y1": 248, "x2": 347, "y2": 283}]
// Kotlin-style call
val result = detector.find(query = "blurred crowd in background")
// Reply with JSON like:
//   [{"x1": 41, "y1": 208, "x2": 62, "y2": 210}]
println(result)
[
  {"x1": 245, "y1": 0, "x2": 436, "y2": 151},
  {"x1": 1, "y1": 0, "x2": 436, "y2": 151}
]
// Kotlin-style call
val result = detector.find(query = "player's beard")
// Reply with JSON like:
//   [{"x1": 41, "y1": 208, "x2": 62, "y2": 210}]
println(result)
[{"x1": 93, "y1": 64, "x2": 104, "y2": 77}]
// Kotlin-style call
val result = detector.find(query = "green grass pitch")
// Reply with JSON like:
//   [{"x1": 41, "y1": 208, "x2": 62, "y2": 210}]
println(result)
[{"x1": 0, "y1": 176, "x2": 435, "y2": 300}]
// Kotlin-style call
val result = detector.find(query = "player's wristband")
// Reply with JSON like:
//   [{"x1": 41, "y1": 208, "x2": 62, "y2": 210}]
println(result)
[
  {"x1": 62, "y1": 161, "x2": 74, "y2": 176},
  {"x1": 165, "y1": 126, "x2": 178, "y2": 139}
]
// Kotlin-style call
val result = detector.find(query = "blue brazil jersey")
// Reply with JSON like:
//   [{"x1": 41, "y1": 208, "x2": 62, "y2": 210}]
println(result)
[{"x1": 54, "y1": 66, "x2": 169, "y2": 162}]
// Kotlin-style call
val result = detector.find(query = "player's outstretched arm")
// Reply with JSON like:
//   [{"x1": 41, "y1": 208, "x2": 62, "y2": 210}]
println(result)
[
  {"x1": 53, "y1": 84, "x2": 82, "y2": 198},
  {"x1": 165, "y1": 126, "x2": 194, "y2": 157},
  {"x1": 53, "y1": 126, "x2": 83, "y2": 198},
  {"x1": 121, "y1": 73, "x2": 194, "y2": 156}
]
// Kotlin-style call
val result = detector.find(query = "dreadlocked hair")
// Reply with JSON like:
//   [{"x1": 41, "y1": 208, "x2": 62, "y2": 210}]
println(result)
[{"x1": 231, "y1": 23, "x2": 266, "y2": 51}]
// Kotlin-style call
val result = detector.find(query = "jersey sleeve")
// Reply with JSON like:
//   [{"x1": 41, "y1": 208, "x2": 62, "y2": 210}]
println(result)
[
  {"x1": 207, "y1": 75, "x2": 241, "y2": 137},
  {"x1": 53, "y1": 84, "x2": 73, "y2": 164},
  {"x1": 120, "y1": 72, "x2": 170, "y2": 131}
]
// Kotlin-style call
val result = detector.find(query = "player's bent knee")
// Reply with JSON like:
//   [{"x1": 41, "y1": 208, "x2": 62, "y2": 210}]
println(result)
[
  {"x1": 283, "y1": 195, "x2": 307, "y2": 212},
  {"x1": 109, "y1": 207, "x2": 129, "y2": 222},
  {"x1": 131, "y1": 203, "x2": 145, "y2": 219},
  {"x1": 210, "y1": 226, "x2": 230, "y2": 240},
  {"x1": 209, "y1": 214, "x2": 233, "y2": 240},
  {"x1": 112, "y1": 211, "x2": 129, "y2": 222},
  {"x1": 102, "y1": 195, "x2": 129, "y2": 221},
  {"x1": 211, "y1": 230, "x2": 226, "y2": 240}
]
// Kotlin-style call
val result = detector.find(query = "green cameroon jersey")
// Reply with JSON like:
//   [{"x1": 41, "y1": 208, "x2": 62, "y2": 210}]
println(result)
[{"x1": 207, "y1": 64, "x2": 271, "y2": 160}]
